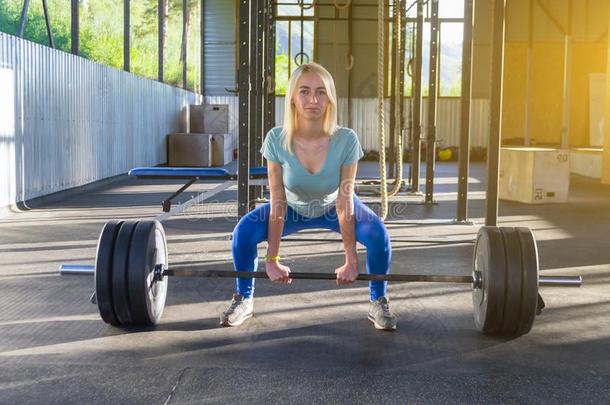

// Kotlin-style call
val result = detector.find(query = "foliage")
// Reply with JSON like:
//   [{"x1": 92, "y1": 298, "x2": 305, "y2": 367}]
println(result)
[
  {"x1": 0, "y1": 1, "x2": 462, "y2": 97},
  {"x1": 0, "y1": 0, "x2": 202, "y2": 91}
]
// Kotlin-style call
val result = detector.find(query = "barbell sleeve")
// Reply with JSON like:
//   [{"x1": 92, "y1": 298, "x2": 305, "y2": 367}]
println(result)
[{"x1": 59, "y1": 264, "x2": 95, "y2": 275}]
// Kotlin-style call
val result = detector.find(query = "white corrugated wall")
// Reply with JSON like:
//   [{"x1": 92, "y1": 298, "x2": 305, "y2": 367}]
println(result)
[{"x1": 0, "y1": 33, "x2": 200, "y2": 208}]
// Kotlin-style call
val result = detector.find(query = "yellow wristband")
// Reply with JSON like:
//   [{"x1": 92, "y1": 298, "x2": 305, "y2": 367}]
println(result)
[{"x1": 265, "y1": 255, "x2": 280, "y2": 262}]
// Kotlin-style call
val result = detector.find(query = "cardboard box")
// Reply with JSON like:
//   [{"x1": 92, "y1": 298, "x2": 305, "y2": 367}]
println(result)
[
  {"x1": 499, "y1": 147, "x2": 570, "y2": 203},
  {"x1": 211, "y1": 133, "x2": 234, "y2": 166},
  {"x1": 190, "y1": 104, "x2": 229, "y2": 134},
  {"x1": 167, "y1": 133, "x2": 212, "y2": 167}
]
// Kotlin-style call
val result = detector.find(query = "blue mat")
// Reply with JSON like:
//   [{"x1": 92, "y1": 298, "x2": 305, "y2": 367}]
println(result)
[{"x1": 129, "y1": 166, "x2": 267, "y2": 177}]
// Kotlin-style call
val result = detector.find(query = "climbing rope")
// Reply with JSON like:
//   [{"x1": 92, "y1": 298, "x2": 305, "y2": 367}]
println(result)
[
  {"x1": 377, "y1": 0, "x2": 388, "y2": 220},
  {"x1": 386, "y1": 0, "x2": 404, "y2": 199}
]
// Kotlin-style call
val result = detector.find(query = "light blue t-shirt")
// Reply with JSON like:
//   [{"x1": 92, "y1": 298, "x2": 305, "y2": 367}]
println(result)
[{"x1": 260, "y1": 126, "x2": 364, "y2": 218}]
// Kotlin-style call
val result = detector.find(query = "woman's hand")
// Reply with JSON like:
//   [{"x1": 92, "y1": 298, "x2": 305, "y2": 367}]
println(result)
[
  {"x1": 335, "y1": 259, "x2": 359, "y2": 285},
  {"x1": 265, "y1": 261, "x2": 292, "y2": 284}
]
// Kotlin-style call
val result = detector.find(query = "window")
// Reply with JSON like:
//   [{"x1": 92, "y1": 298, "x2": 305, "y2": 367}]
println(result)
[
  {"x1": 404, "y1": 0, "x2": 464, "y2": 97},
  {"x1": 275, "y1": 0, "x2": 315, "y2": 95}
]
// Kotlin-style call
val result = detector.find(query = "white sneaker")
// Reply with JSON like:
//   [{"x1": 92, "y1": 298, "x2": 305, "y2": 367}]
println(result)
[
  {"x1": 368, "y1": 296, "x2": 397, "y2": 331},
  {"x1": 220, "y1": 294, "x2": 254, "y2": 327}
]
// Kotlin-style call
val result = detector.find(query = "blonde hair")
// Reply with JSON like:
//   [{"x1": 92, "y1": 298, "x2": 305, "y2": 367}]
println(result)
[{"x1": 282, "y1": 62, "x2": 338, "y2": 153}]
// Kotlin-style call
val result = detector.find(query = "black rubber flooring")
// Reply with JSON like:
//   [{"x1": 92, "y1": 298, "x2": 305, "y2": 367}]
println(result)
[{"x1": 0, "y1": 161, "x2": 609, "y2": 404}]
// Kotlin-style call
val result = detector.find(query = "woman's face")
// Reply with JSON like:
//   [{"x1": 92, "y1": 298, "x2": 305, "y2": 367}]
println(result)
[{"x1": 292, "y1": 72, "x2": 329, "y2": 123}]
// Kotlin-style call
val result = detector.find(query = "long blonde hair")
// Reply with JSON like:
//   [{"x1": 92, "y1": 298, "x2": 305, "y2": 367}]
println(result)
[{"x1": 282, "y1": 62, "x2": 338, "y2": 153}]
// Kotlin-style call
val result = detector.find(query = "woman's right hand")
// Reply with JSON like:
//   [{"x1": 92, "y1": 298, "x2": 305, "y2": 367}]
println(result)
[{"x1": 265, "y1": 261, "x2": 292, "y2": 284}]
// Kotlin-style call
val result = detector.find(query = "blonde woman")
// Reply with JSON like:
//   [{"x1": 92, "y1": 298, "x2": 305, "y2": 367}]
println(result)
[{"x1": 221, "y1": 62, "x2": 396, "y2": 331}]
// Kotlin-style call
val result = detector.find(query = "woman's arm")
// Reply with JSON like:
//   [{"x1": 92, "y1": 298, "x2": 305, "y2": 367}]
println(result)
[
  {"x1": 265, "y1": 160, "x2": 292, "y2": 284},
  {"x1": 335, "y1": 163, "x2": 359, "y2": 285}
]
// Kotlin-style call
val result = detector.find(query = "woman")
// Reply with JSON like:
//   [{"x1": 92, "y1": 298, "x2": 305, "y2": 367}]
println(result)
[{"x1": 221, "y1": 62, "x2": 396, "y2": 331}]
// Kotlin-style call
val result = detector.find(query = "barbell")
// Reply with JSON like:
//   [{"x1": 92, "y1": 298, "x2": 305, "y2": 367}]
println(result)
[{"x1": 59, "y1": 220, "x2": 582, "y2": 337}]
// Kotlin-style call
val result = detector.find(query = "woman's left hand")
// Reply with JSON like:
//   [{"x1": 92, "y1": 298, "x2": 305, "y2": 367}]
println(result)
[{"x1": 335, "y1": 260, "x2": 359, "y2": 285}]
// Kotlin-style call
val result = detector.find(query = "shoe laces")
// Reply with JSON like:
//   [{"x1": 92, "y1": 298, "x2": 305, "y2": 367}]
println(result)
[
  {"x1": 228, "y1": 295, "x2": 246, "y2": 314},
  {"x1": 378, "y1": 298, "x2": 392, "y2": 317}
]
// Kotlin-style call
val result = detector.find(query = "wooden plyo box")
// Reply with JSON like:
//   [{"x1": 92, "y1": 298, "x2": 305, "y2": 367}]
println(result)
[
  {"x1": 211, "y1": 133, "x2": 234, "y2": 166},
  {"x1": 499, "y1": 147, "x2": 570, "y2": 204},
  {"x1": 167, "y1": 133, "x2": 212, "y2": 167},
  {"x1": 190, "y1": 104, "x2": 229, "y2": 134}
]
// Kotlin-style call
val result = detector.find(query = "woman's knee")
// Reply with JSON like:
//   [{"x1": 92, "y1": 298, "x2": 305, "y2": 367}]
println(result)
[
  {"x1": 232, "y1": 204, "x2": 269, "y2": 249},
  {"x1": 356, "y1": 216, "x2": 390, "y2": 249}
]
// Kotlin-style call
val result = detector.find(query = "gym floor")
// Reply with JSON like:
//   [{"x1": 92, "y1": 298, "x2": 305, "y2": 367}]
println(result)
[{"x1": 1, "y1": 161, "x2": 609, "y2": 404}]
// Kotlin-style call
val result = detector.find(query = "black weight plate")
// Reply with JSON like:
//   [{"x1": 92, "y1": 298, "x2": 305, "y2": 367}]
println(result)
[
  {"x1": 472, "y1": 226, "x2": 506, "y2": 334},
  {"x1": 499, "y1": 227, "x2": 524, "y2": 336},
  {"x1": 515, "y1": 227, "x2": 539, "y2": 336},
  {"x1": 128, "y1": 220, "x2": 168, "y2": 325},
  {"x1": 112, "y1": 220, "x2": 139, "y2": 325},
  {"x1": 95, "y1": 220, "x2": 123, "y2": 326}
]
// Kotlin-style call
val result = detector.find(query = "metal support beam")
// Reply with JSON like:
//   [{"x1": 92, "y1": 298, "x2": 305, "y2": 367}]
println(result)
[
  {"x1": 397, "y1": 0, "x2": 406, "y2": 185},
  {"x1": 238, "y1": 0, "x2": 251, "y2": 218},
  {"x1": 534, "y1": 0, "x2": 566, "y2": 35},
  {"x1": 410, "y1": 0, "x2": 424, "y2": 192},
  {"x1": 17, "y1": 0, "x2": 30, "y2": 38},
  {"x1": 347, "y1": 3, "x2": 354, "y2": 128},
  {"x1": 248, "y1": 0, "x2": 263, "y2": 207},
  {"x1": 201, "y1": 0, "x2": 205, "y2": 94},
  {"x1": 42, "y1": 0, "x2": 54, "y2": 48},
  {"x1": 388, "y1": 0, "x2": 398, "y2": 180},
  {"x1": 182, "y1": 0, "x2": 188, "y2": 89},
  {"x1": 158, "y1": 0, "x2": 166, "y2": 82},
  {"x1": 424, "y1": 0, "x2": 440, "y2": 204},
  {"x1": 485, "y1": 0, "x2": 507, "y2": 227},
  {"x1": 561, "y1": 0, "x2": 573, "y2": 149},
  {"x1": 524, "y1": 0, "x2": 533, "y2": 146},
  {"x1": 263, "y1": 0, "x2": 276, "y2": 133},
  {"x1": 456, "y1": 0, "x2": 474, "y2": 223},
  {"x1": 124, "y1": 0, "x2": 130, "y2": 71},
  {"x1": 71, "y1": 0, "x2": 79, "y2": 55}
]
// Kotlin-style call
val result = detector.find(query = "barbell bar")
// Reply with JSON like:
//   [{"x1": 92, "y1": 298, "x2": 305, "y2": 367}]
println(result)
[
  {"x1": 59, "y1": 264, "x2": 582, "y2": 287},
  {"x1": 59, "y1": 220, "x2": 583, "y2": 337}
]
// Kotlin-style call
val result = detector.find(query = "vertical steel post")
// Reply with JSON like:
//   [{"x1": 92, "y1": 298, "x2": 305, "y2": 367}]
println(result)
[
  {"x1": 124, "y1": 0, "x2": 130, "y2": 71},
  {"x1": 524, "y1": 0, "x2": 533, "y2": 146},
  {"x1": 264, "y1": 0, "x2": 276, "y2": 133},
  {"x1": 182, "y1": 0, "x2": 188, "y2": 89},
  {"x1": 347, "y1": 3, "x2": 353, "y2": 128},
  {"x1": 424, "y1": 0, "x2": 440, "y2": 204},
  {"x1": 456, "y1": 0, "x2": 474, "y2": 223},
  {"x1": 42, "y1": 0, "x2": 55, "y2": 48},
  {"x1": 238, "y1": 0, "x2": 251, "y2": 218},
  {"x1": 71, "y1": 0, "x2": 79, "y2": 55},
  {"x1": 18, "y1": 0, "x2": 30, "y2": 38},
  {"x1": 410, "y1": 0, "x2": 424, "y2": 192},
  {"x1": 201, "y1": 0, "x2": 205, "y2": 95},
  {"x1": 158, "y1": 0, "x2": 165, "y2": 82},
  {"x1": 561, "y1": 0, "x2": 573, "y2": 149},
  {"x1": 485, "y1": 0, "x2": 507, "y2": 226},
  {"x1": 248, "y1": 0, "x2": 262, "y2": 207},
  {"x1": 397, "y1": 0, "x2": 406, "y2": 184},
  {"x1": 388, "y1": 0, "x2": 398, "y2": 180}
]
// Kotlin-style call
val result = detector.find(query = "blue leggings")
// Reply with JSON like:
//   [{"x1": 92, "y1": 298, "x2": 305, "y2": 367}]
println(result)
[{"x1": 231, "y1": 195, "x2": 391, "y2": 300}]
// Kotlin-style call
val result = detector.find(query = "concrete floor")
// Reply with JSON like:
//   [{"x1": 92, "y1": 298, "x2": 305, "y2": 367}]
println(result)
[{"x1": 0, "y1": 161, "x2": 609, "y2": 404}]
